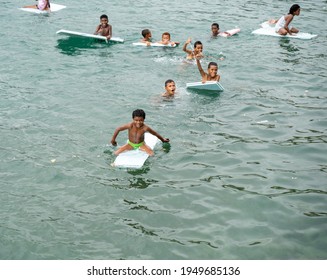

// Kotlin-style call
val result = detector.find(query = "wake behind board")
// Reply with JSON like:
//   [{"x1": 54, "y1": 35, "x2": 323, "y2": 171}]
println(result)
[
  {"x1": 112, "y1": 133, "x2": 160, "y2": 168},
  {"x1": 219, "y1": 28, "x2": 241, "y2": 38},
  {"x1": 56, "y1": 29, "x2": 124, "y2": 43},
  {"x1": 133, "y1": 42, "x2": 180, "y2": 47},
  {"x1": 252, "y1": 22, "x2": 317, "y2": 40},
  {"x1": 186, "y1": 81, "x2": 224, "y2": 92},
  {"x1": 19, "y1": 3, "x2": 66, "y2": 14}
]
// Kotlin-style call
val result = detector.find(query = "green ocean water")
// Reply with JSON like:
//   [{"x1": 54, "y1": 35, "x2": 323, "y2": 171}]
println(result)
[{"x1": 0, "y1": 0, "x2": 326, "y2": 259}]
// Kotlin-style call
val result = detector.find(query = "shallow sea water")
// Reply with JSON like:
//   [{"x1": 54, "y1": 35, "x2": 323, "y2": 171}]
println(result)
[{"x1": 0, "y1": 0, "x2": 326, "y2": 259}]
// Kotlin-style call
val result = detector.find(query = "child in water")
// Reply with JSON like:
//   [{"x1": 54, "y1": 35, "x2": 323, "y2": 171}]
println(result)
[
  {"x1": 211, "y1": 22, "x2": 234, "y2": 37},
  {"x1": 162, "y1": 79, "x2": 176, "y2": 98},
  {"x1": 24, "y1": 0, "x2": 50, "y2": 10},
  {"x1": 157, "y1": 32, "x2": 178, "y2": 46},
  {"x1": 140, "y1": 29, "x2": 152, "y2": 46},
  {"x1": 195, "y1": 54, "x2": 220, "y2": 83},
  {"x1": 94, "y1": 14, "x2": 112, "y2": 40},
  {"x1": 273, "y1": 4, "x2": 301, "y2": 35},
  {"x1": 211, "y1": 23, "x2": 220, "y2": 37},
  {"x1": 111, "y1": 109, "x2": 169, "y2": 156},
  {"x1": 183, "y1": 38, "x2": 204, "y2": 60}
]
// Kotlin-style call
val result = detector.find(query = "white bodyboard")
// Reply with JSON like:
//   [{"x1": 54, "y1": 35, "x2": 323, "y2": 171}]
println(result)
[
  {"x1": 113, "y1": 133, "x2": 160, "y2": 168},
  {"x1": 56, "y1": 29, "x2": 124, "y2": 43},
  {"x1": 186, "y1": 81, "x2": 224, "y2": 92},
  {"x1": 219, "y1": 28, "x2": 241, "y2": 37},
  {"x1": 19, "y1": 3, "x2": 66, "y2": 14},
  {"x1": 252, "y1": 22, "x2": 317, "y2": 40},
  {"x1": 132, "y1": 42, "x2": 179, "y2": 47}
]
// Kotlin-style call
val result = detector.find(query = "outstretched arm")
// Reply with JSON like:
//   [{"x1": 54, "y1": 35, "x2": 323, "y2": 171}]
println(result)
[
  {"x1": 183, "y1": 37, "x2": 192, "y2": 54},
  {"x1": 111, "y1": 123, "x2": 130, "y2": 145},
  {"x1": 146, "y1": 126, "x2": 169, "y2": 143},
  {"x1": 195, "y1": 54, "x2": 206, "y2": 82}
]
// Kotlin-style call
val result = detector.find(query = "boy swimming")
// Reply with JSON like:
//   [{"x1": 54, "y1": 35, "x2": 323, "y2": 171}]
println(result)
[
  {"x1": 183, "y1": 38, "x2": 204, "y2": 60},
  {"x1": 94, "y1": 14, "x2": 112, "y2": 39},
  {"x1": 211, "y1": 22, "x2": 235, "y2": 37},
  {"x1": 140, "y1": 29, "x2": 152, "y2": 45},
  {"x1": 156, "y1": 32, "x2": 178, "y2": 46},
  {"x1": 162, "y1": 79, "x2": 176, "y2": 98},
  {"x1": 211, "y1": 23, "x2": 220, "y2": 37},
  {"x1": 111, "y1": 109, "x2": 169, "y2": 156}
]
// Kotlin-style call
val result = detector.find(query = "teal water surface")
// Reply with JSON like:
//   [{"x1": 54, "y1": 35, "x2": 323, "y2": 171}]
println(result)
[{"x1": 0, "y1": 0, "x2": 326, "y2": 259}]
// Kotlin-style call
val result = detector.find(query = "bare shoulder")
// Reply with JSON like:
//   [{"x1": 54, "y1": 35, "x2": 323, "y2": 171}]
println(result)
[
  {"x1": 142, "y1": 124, "x2": 151, "y2": 131},
  {"x1": 119, "y1": 122, "x2": 133, "y2": 130},
  {"x1": 127, "y1": 121, "x2": 134, "y2": 128},
  {"x1": 144, "y1": 124, "x2": 157, "y2": 134}
]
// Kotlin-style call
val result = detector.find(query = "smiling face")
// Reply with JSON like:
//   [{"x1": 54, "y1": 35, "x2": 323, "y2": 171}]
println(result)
[
  {"x1": 194, "y1": 44, "x2": 203, "y2": 54},
  {"x1": 208, "y1": 65, "x2": 218, "y2": 78},
  {"x1": 162, "y1": 34, "x2": 170, "y2": 42},
  {"x1": 165, "y1": 81, "x2": 176, "y2": 95},
  {"x1": 133, "y1": 116, "x2": 144, "y2": 128},
  {"x1": 100, "y1": 18, "x2": 108, "y2": 27}
]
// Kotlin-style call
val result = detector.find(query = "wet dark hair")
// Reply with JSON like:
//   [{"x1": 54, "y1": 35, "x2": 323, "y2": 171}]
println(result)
[
  {"x1": 165, "y1": 79, "x2": 175, "y2": 87},
  {"x1": 208, "y1": 62, "x2": 218, "y2": 69},
  {"x1": 132, "y1": 109, "x2": 146, "y2": 119},
  {"x1": 194, "y1": 41, "x2": 202, "y2": 48},
  {"x1": 211, "y1": 23, "x2": 219, "y2": 29},
  {"x1": 289, "y1": 4, "x2": 300, "y2": 14},
  {"x1": 141, "y1": 29, "x2": 151, "y2": 38},
  {"x1": 100, "y1": 14, "x2": 108, "y2": 20}
]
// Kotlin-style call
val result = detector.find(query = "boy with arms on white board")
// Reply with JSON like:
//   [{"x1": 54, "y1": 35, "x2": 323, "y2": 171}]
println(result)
[
  {"x1": 211, "y1": 22, "x2": 237, "y2": 37},
  {"x1": 195, "y1": 54, "x2": 220, "y2": 83},
  {"x1": 94, "y1": 14, "x2": 112, "y2": 40},
  {"x1": 24, "y1": 0, "x2": 50, "y2": 11},
  {"x1": 140, "y1": 29, "x2": 152, "y2": 46},
  {"x1": 111, "y1": 109, "x2": 169, "y2": 156},
  {"x1": 156, "y1": 32, "x2": 179, "y2": 47}
]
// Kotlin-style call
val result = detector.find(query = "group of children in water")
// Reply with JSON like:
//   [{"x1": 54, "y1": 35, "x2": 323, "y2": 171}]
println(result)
[
  {"x1": 24, "y1": 1, "x2": 302, "y2": 158},
  {"x1": 110, "y1": 4, "x2": 302, "y2": 157},
  {"x1": 109, "y1": 23, "x2": 225, "y2": 155}
]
